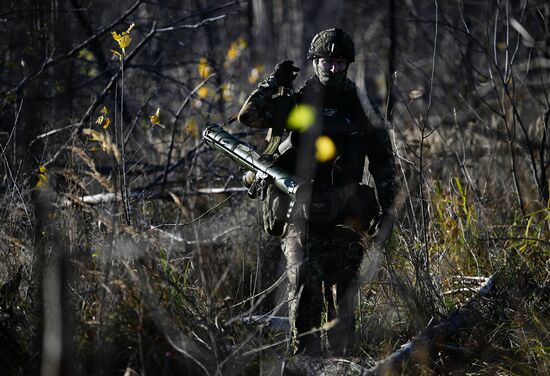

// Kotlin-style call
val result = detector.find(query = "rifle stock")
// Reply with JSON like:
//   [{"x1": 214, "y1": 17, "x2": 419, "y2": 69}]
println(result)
[{"x1": 202, "y1": 124, "x2": 303, "y2": 200}]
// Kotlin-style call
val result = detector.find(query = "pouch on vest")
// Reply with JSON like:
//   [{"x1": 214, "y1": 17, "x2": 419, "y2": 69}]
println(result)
[
  {"x1": 263, "y1": 183, "x2": 291, "y2": 236},
  {"x1": 307, "y1": 184, "x2": 380, "y2": 230},
  {"x1": 307, "y1": 189, "x2": 341, "y2": 224},
  {"x1": 343, "y1": 184, "x2": 380, "y2": 231}
]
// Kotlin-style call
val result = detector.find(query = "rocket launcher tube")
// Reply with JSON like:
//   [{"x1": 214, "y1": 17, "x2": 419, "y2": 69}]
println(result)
[{"x1": 202, "y1": 124, "x2": 302, "y2": 199}]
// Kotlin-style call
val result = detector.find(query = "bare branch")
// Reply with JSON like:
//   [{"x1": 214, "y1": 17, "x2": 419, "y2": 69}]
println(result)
[
  {"x1": 3, "y1": 0, "x2": 144, "y2": 97},
  {"x1": 156, "y1": 15, "x2": 226, "y2": 33}
]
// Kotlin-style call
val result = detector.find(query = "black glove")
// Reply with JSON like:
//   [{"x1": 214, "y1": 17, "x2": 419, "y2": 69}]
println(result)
[{"x1": 269, "y1": 60, "x2": 300, "y2": 88}]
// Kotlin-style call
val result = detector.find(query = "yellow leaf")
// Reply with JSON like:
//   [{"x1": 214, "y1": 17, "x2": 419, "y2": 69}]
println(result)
[
  {"x1": 198, "y1": 57, "x2": 213, "y2": 79},
  {"x1": 221, "y1": 83, "x2": 233, "y2": 102},
  {"x1": 315, "y1": 135, "x2": 337, "y2": 163},
  {"x1": 184, "y1": 118, "x2": 199, "y2": 138},
  {"x1": 111, "y1": 23, "x2": 134, "y2": 55},
  {"x1": 88, "y1": 68, "x2": 99, "y2": 78},
  {"x1": 112, "y1": 32, "x2": 131, "y2": 53},
  {"x1": 226, "y1": 44, "x2": 239, "y2": 60},
  {"x1": 150, "y1": 108, "x2": 161, "y2": 125},
  {"x1": 78, "y1": 49, "x2": 95, "y2": 62},
  {"x1": 287, "y1": 104, "x2": 316, "y2": 131},
  {"x1": 35, "y1": 166, "x2": 49, "y2": 188},
  {"x1": 237, "y1": 37, "x2": 248, "y2": 49},
  {"x1": 96, "y1": 108, "x2": 111, "y2": 128},
  {"x1": 225, "y1": 37, "x2": 248, "y2": 67},
  {"x1": 197, "y1": 86, "x2": 209, "y2": 98},
  {"x1": 35, "y1": 174, "x2": 49, "y2": 188}
]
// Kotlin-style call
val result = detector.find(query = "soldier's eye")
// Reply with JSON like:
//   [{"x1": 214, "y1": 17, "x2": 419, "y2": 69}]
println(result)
[{"x1": 319, "y1": 59, "x2": 331, "y2": 69}]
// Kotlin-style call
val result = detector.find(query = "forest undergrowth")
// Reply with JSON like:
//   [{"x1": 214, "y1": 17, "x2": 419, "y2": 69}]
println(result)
[{"x1": 0, "y1": 141, "x2": 547, "y2": 375}]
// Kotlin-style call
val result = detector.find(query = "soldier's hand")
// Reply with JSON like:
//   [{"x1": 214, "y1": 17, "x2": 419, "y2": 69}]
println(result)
[{"x1": 270, "y1": 60, "x2": 300, "y2": 88}]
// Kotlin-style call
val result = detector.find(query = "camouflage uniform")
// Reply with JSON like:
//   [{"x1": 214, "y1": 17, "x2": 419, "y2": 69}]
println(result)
[{"x1": 238, "y1": 29, "x2": 396, "y2": 355}]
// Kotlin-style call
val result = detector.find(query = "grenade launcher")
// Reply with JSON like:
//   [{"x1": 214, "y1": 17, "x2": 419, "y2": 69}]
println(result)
[{"x1": 202, "y1": 124, "x2": 304, "y2": 201}]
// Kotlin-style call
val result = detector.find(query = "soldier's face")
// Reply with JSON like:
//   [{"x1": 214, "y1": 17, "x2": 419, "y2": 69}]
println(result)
[
  {"x1": 313, "y1": 57, "x2": 348, "y2": 89},
  {"x1": 317, "y1": 57, "x2": 348, "y2": 73}
]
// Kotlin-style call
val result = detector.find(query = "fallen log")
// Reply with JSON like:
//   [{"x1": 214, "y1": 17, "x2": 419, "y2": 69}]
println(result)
[
  {"x1": 283, "y1": 275, "x2": 497, "y2": 376},
  {"x1": 61, "y1": 186, "x2": 247, "y2": 206}
]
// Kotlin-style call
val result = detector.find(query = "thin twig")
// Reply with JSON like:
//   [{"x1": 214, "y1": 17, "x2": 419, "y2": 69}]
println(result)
[
  {"x1": 160, "y1": 73, "x2": 216, "y2": 191},
  {"x1": 156, "y1": 15, "x2": 226, "y2": 32}
]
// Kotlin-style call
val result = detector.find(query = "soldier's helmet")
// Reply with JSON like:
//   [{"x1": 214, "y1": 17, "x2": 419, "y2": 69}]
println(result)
[{"x1": 306, "y1": 28, "x2": 355, "y2": 63}]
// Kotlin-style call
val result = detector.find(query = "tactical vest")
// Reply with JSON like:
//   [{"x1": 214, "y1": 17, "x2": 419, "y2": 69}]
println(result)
[
  {"x1": 267, "y1": 78, "x2": 379, "y2": 230},
  {"x1": 278, "y1": 77, "x2": 367, "y2": 189}
]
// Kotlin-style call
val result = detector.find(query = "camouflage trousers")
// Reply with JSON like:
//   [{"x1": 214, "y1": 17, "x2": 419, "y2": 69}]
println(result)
[{"x1": 281, "y1": 222, "x2": 365, "y2": 355}]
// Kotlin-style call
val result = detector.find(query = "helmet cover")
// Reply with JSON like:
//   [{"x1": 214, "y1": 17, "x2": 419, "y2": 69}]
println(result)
[{"x1": 307, "y1": 28, "x2": 355, "y2": 62}]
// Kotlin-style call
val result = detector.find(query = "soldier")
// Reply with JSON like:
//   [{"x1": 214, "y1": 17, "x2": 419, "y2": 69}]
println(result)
[{"x1": 238, "y1": 28, "x2": 396, "y2": 356}]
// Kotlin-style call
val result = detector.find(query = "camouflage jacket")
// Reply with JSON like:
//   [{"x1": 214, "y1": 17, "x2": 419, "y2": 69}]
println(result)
[{"x1": 238, "y1": 75, "x2": 396, "y2": 211}]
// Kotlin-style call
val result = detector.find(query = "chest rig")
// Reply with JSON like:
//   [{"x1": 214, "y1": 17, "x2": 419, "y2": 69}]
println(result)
[
  {"x1": 290, "y1": 80, "x2": 367, "y2": 189},
  {"x1": 273, "y1": 80, "x2": 375, "y2": 226}
]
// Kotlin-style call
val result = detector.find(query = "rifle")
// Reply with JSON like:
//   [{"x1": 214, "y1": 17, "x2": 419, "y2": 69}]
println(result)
[{"x1": 202, "y1": 124, "x2": 303, "y2": 202}]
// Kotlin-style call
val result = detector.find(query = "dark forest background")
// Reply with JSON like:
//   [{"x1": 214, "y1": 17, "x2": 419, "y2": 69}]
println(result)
[{"x1": 0, "y1": 0, "x2": 548, "y2": 375}]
